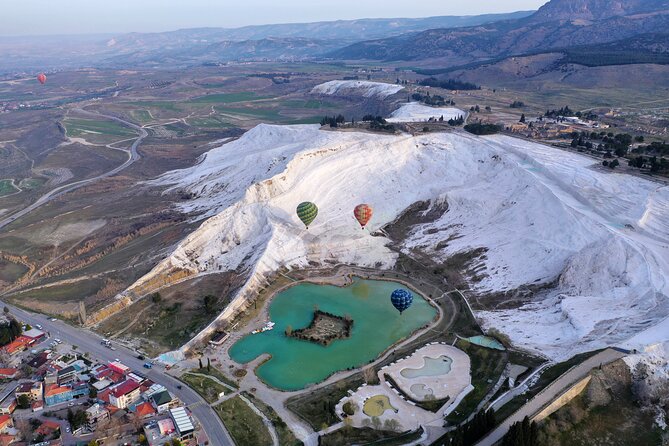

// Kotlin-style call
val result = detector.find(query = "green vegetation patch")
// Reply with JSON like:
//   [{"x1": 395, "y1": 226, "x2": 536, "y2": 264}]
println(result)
[
  {"x1": 187, "y1": 116, "x2": 232, "y2": 128},
  {"x1": 192, "y1": 365, "x2": 239, "y2": 390},
  {"x1": 242, "y1": 392, "x2": 303, "y2": 446},
  {"x1": 319, "y1": 426, "x2": 420, "y2": 446},
  {"x1": 215, "y1": 396, "x2": 273, "y2": 446},
  {"x1": 64, "y1": 118, "x2": 137, "y2": 138},
  {"x1": 0, "y1": 259, "x2": 28, "y2": 284},
  {"x1": 130, "y1": 109, "x2": 152, "y2": 123},
  {"x1": 180, "y1": 373, "x2": 227, "y2": 403},
  {"x1": 0, "y1": 180, "x2": 19, "y2": 197},
  {"x1": 444, "y1": 339, "x2": 507, "y2": 424},
  {"x1": 17, "y1": 178, "x2": 45, "y2": 190},
  {"x1": 190, "y1": 92, "x2": 270, "y2": 104},
  {"x1": 8, "y1": 278, "x2": 104, "y2": 304}
]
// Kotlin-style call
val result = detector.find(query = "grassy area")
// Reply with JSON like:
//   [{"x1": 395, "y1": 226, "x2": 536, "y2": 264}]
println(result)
[
  {"x1": 190, "y1": 92, "x2": 270, "y2": 104},
  {"x1": 319, "y1": 426, "x2": 421, "y2": 446},
  {"x1": 0, "y1": 179, "x2": 19, "y2": 197},
  {"x1": 63, "y1": 118, "x2": 137, "y2": 138},
  {"x1": 130, "y1": 109, "x2": 152, "y2": 123},
  {"x1": 187, "y1": 116, "x2": 232, "y2": 128},
  {"x1": 17, "y1": 178, "x2": 45, "y2": 190},
  {"x1": 0, "y1": 259, "x2": 28, "y2": 283},
  {"x1": 242, "y1": 392, "x2": 303, "y2": 446},
  {"x1": 444, "y1": 339, "x2": 507, "y2": 424},
  {"x1": 215, "y1": 396, "x2": 273, "y2": 446},
  {"x1": 8, "y1": 278, "x2": 104, "y2": 304},
  {"x1": 125, "y1": 101, "x2": 182, "y2": 112},
  {"x1": 192, "y1": 366, "x2": 239, "y2": 390},
  {"x1": 180, "y1": 373, "x2": 227, "y2": 403},
  {"x1": 286, "y1": 373, "x2": 366, "y2": 430}
]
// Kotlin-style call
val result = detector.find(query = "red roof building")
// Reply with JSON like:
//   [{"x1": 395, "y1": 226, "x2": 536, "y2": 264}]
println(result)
[
  {"x1": 2, "y1": 336, "x2": 33, "y2": 355},
  {"x1": 109, "y1": 380, "x2": 140, "y2": 409},
  {"x1": 35, "y1": 420, "x2": 60, "y2": 437},
  {"x1": 0, "y1": 415, "x2": 12, "y2": 433},
  {"x1": 0, "y1": 369, "x2": 18, "y2": 380},
  {"x1": 134, "y1": 401, "x2": 156, "y2": 418}
]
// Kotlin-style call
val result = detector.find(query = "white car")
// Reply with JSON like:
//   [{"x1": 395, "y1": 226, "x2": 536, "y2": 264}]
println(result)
[
  {"x1": 35, "y1": 324, "x2": 42, "y2": 330},
  {"x1": 55, "y1": 339, "x2": 62, "y2": 344},
  {"x1": 50, "y1": 318, "x2": 57, "y2": 322}
]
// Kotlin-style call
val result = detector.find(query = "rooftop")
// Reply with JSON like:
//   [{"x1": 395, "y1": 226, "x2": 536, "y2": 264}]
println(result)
[
  {"x1": 111, "y1": 380, "x2": 140, "y2": 398},
  {"x1": 170, "y1": 407, "x2": 194, "y2": 434}
]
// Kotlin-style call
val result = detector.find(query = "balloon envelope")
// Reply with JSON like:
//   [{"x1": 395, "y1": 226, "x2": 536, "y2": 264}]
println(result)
[
  {"x1": 296, "y1": 202, "x2": 318, "y2": 228},
  {"x1": 37, "y1": 73, "x2": 47, "y2": 85},
  {"x1": 390, "y1": 289, "x2": 413, "y2": 314},
  {"x1": 354, "y1": 204, "x2": 373, "y2": 229}
]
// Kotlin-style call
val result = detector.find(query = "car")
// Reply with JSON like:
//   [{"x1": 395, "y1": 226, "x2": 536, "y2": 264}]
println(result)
[
  {"x1": 114, "y1": 358, "x2": 120, "y2": 362},
  {"x1": 35, "y1": 324, "x2": 42, "y2": 330},
  {"x1": 176, "y1": 385, "x2": 182, "y2": 389},
  {"x1": 137, "y1": 354, "x2": 145, "y2": 360},
  {"x1": 143, "y1": 362, "x2": 152, "y2": 369},
  {"x1": 55, "y1": 339, "x2": 62, "y2": 344},
  {"x1": 50, "y1": 318, "x2": 57, "y2": 322},
  {"x1": 68, "y1": 402, "x2": 74, "y2": 407}
]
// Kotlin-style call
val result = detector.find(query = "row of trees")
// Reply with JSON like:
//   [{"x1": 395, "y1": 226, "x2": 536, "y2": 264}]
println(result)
[
  {"x1": 320, "y1": 115, "x2": 346, "y2": 128},
  {"x1": 362, "y1": 115, "x2": 396, "y2": 132},
  {"x1": 447, "y1": 409, "x2": 496, "y2": 446},
  {"x1": 464, "y1": 123, "x2": 501, "y2": 135},
  {"x1": 411, "y1": 92, "x2": 454, "y2": 107},
  {"x1": 419, "y1": 77, "x2": 481, "y2": 90},
  {"x1": 501, "y1": 416, "x2": 540, "y2": 446}
]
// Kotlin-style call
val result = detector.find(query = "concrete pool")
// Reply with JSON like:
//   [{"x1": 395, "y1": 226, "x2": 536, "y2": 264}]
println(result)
[{"x1": 400, "y1": 355, "x2": 452, "y2": 379}]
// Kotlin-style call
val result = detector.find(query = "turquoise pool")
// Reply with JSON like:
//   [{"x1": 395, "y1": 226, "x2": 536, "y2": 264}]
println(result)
[
  {"x1": 229, "y1": 278, "x2": 437, "y2": 391},
  {"x1": 400, "y1": 355, "x2": 453, "y2": 379},
  {"x1": 466, "y1": 335, "x2": 506, "y2": 350}
]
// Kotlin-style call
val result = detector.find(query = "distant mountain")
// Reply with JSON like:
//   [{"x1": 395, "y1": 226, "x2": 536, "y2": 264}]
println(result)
[
  {"x1": 330, "y1": 0, "x2": 669, "y2": 63},
  {"x1": 0, "y1": 11, "x2": 533, "y2": 71}
]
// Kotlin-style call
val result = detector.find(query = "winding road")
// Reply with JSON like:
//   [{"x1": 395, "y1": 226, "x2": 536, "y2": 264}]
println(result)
[{"x1": 0, "y1": 109, "x2": 147, "y2": 231}]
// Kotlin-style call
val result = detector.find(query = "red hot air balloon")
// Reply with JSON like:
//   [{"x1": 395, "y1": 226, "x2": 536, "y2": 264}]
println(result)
[
  {"x1": 37, "y1": 73, "x2": 47, "y2": 85},
  {"x1": 354, "y1": 204, "x2": 373, "y2": 229}
]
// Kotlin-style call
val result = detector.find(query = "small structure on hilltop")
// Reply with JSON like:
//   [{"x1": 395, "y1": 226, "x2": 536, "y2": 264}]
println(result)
[{"x1": 287, "y1": 310, "x2": 353, "y2": 346}]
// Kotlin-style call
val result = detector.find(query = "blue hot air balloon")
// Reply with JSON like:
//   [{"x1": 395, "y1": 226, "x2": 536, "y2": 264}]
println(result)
[{"x1": 390, "y1": 289, "x2": 413, "y2": 314}]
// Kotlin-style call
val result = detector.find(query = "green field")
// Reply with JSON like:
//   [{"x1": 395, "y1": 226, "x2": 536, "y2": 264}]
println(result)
[
  {"x1": 130, "y1": 109, "x2": 152, "y2": 123},
  {"x1": 180, "y1": 373, "x2": 227, "y2": 403},
  {"x1": 191, "y1": 92, "x2": 270, "y2": 104},
  {"x1": 125, "y1": 101, "x2": 182, "y2": 112},
  {"x1": 0, "y1": 259, "x2": 28, "y2": 284},
  {"x1": 187, "y1": 116, "x2": 232, "y2": 128},
  {"x1": 64, "y1": 118, "x2": 137, "y2": 139},
  {"x1": 0, "y1": 180, "x2": 19, "y2": 197},
  {"x1": 18, "y1": 178, "x2": 45, "y2": 190},
  {"x1": 215, "y1": 396, "x2": 273, "y2": 446}
]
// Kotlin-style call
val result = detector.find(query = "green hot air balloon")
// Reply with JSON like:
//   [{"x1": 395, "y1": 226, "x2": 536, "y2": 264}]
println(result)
[{"x1": 296, "y1": 202, "x2": 318, "y2": 229}]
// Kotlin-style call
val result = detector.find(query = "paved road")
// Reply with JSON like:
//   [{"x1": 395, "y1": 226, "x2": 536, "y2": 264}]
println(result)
[
  {"x1": 2, "y1": 302, "x2": 234, "y2": 446},
  {"x1": 475, "y1": 348, "x2": 627, "y2": 446},
  {"x1": 0, "y1": 110, "x2": 147, "y2": 231}
]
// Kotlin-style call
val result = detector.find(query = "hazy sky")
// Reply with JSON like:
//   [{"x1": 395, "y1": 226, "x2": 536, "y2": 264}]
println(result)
[{"x1": 1, "y1": 0, "x2": 548, "y2": 36}]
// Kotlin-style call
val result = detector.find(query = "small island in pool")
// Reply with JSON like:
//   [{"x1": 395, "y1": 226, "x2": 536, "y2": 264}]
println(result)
[
  {"x1": 229, "y1": 278, "x2": 437, "y2": 391},
  {"x1": 287, "y1": 310, "x2": 353, "y2": 346}
]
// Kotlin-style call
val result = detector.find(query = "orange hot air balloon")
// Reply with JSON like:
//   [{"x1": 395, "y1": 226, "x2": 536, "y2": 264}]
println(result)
[
  {"x1": 37, "y1": 73, "x2": 47, "y2": 85},
  {"x1": 354, "y1": 204, "x2": 373, "y2": 229}
]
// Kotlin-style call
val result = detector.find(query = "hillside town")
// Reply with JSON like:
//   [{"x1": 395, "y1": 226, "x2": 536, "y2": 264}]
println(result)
[{"x1": 0, "y1": 313, "x2": 207, "y2": 446}]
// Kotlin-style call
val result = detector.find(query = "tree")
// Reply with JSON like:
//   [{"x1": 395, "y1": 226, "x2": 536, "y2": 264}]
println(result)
[
  {"x1": 519, "y1": 114, "x2": 526, "y2": 123},
  {"x1": 89, "y1": 387, "x2": 97, "y2": 398},
  {"x1": 151, "y1": 293, "x2": 162, "y2": 304},
  {"x1": 17, "y1": 394, "x2": 30, "y2": 409},
  {"x1": 371, "y1": 416, "x2": 382, "y2": 430},
  {"x1": 198, "y1": 358, "x2": 203, "y2": 369},
  {"x1": 342, "y1": 401, "x2": 357, "y2": 416},
  {"x1": 207, "y1": 357, "x2": 211, "y2": 372},
  {"x1": 383, "y1": 419, "x2": 401, "y2": 432},
  {"x1": 609, "y1": 159, "x2": 620, "y2": 169},
  {"x1": 2, "y1": 307, "x2": 8, "y2": 314},
  {"x1": 203, "y1": 295, "x2": 218, "y2": 314}
]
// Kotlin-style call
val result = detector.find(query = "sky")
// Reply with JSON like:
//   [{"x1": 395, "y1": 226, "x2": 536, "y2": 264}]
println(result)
[{"x1": 1, "y1": 0, "x2": 548, "y2": 36}]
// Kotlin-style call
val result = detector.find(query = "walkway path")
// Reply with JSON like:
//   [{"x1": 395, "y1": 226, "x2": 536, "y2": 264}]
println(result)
[
  {"x1": 475, "y1": 348, "x2": 627, "y2": 446},
  {"x1": 240, "y1": 393, "x2": 280, "y2": 446}
]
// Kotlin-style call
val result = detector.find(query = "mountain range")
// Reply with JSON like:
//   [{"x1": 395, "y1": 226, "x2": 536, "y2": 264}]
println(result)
[{"x1": 331, "y1": 0, "x2": 669, "y2": 63}]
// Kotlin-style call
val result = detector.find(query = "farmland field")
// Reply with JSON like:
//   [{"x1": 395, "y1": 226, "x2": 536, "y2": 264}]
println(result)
[{"x1": 0, "y1": 179, "x2": 19, "y2": 197}]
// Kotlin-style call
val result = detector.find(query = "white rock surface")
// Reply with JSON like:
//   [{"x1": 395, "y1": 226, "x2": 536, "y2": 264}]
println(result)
[{"x1": 141, "y1": 125, "x2": 669, "y2": 359}]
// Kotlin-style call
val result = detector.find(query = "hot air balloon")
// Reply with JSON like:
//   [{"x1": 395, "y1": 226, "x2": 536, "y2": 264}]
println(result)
[
  {"x1": 296, "y1": 202, "x2": 318, "y2": 229},
  {"x1": 390, "y1": 289, "x2": 413, "y2": 314},
  {"x1": 354, "y1": 204, "x2": 373, "y2": 229},
  {"x1": 37, "y1": 73, "x2": 47, "y2": 85}
]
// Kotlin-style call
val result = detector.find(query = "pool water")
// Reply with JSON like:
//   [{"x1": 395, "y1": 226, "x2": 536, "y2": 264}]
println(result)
[
  {"x1": 400, "y1": 355, "x2": 453, "y2": 379},
  {"x1": 229, "y1": 278, "x2": 437, "y2": 391},
  {"x1": 465, "y1": 335, "x2": 506, "y2": 351}
]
